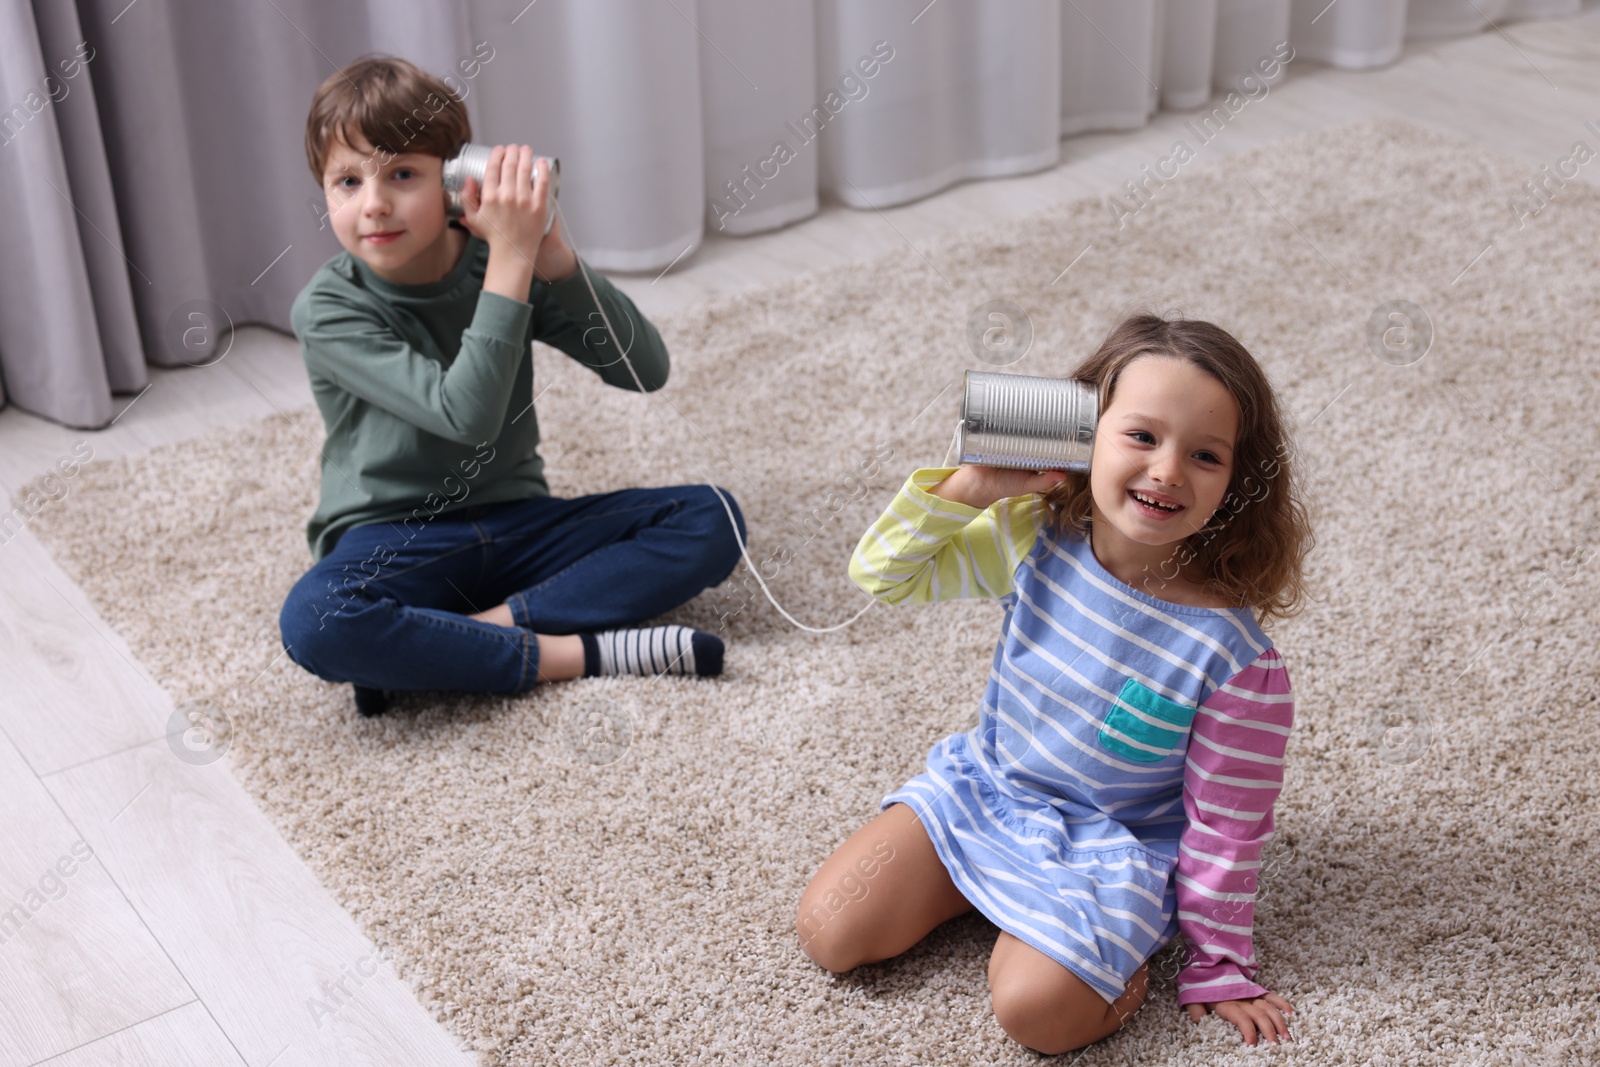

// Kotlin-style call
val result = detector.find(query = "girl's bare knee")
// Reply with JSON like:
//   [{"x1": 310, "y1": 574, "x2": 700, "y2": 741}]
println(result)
[
  {"x1": 796, "y1": 902, "x2": 854, "y2": 973},
  {"x1": 990, "y1": 974, "x2": 1094, "y2": 1054},
  {"x1": 988, "y1": 939, "x2": 1146, "y2": 1053}
]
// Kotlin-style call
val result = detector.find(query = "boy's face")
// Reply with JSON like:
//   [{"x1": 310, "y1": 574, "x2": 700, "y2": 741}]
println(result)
[{"x1": 321, "y1": 130, "x2": 456, "y2": 285}]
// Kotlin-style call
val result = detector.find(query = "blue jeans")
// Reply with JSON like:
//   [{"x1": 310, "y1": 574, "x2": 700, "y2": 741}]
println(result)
[{"x1": 279, "y1": 485, "x2": 744, "y2": 693}]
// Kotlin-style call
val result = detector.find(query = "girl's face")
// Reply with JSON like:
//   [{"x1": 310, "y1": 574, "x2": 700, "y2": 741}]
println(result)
[{"x1": 1088, "y1": 355, "x2": 1239, "y2": 558}]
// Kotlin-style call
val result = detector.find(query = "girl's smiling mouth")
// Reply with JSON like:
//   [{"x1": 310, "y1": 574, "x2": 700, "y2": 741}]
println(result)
[{"x1": 1129, "y1": 489, "x2": 1183, "y2": 516}]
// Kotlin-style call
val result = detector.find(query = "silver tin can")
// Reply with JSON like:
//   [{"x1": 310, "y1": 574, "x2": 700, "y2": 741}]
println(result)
[
  {"x1": 958, "y1": 370, "x2": 1098, "y2": 471},
  {"x1": 442, "y1": 145, "x2": 560, "y2": 234}
]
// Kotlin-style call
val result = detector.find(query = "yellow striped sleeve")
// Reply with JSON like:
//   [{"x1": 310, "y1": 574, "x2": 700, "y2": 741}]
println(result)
[{"x1": 849, "y1": 467, "x2": 1045, "y2": 605}]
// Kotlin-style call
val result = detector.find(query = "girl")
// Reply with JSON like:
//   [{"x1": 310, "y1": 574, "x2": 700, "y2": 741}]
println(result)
[{"x1": 797, "y1": 314, "x2": 1313, "y2": 1053}]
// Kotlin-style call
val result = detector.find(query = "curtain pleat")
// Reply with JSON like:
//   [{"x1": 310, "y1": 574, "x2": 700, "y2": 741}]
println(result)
[
  {"x1": 0, "y1": 0, "x2": 133, "y2": 427},
  {"x1": 698, "y1": 0, "x2": 818, "y2": 237},
  {"x1": 469, "y1": 0, "x2": 705, "y2": 272}
]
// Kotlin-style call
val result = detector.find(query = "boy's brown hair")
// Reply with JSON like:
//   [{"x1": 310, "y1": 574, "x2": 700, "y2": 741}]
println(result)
[
  {"x1": 304, "y1": 55, "x2": 470, "y2": 182},
  {"x1": 1042, "y1": 313, "x2": 1315, "y2": 625}
]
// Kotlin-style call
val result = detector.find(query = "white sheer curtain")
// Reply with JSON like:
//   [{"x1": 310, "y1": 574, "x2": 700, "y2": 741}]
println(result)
[
  {"x1": 699, "y1": 0, "x2": 819, "y2": 236},
  {"x1": 468, "y1": 0, "x2": 704, "y2": 272},
  {"x1": 1216, "y1": 0, "x2": 1292, "y2": 92},
  {"x1": 474, "y1": 0, "x2": 1593, "y2": 273},
  {"x1": 1291, "y1": 0, "x2": 1407, "y2": 69},
  {"x1": 475, "y1": 0, "x2": 1314, "y2": 270},
  {"x1": 1060, "y1": 1, "x2": 1160, "y2": 137},
  {"x1": 1161, "y1": 0, "x2": 1219, "y2": 110},
  {"x1": 821, "y1": 1, "x2": 1061, "y2": 208}
]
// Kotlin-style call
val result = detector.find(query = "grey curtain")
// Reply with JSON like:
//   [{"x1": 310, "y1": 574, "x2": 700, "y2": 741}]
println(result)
[{"x1": 0, "y1": 0, "x2": 472, "y2": 428}]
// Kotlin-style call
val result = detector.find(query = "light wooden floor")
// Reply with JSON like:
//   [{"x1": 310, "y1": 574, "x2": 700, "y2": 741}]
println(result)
[{"x1": 3, "y1": 12, "x2": 1598, "y2": 1063}]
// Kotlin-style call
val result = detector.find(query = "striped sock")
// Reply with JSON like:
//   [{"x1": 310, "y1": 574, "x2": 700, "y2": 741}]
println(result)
[{"x1": 579, "y1": 626, "x2": 724, "y2": 678}]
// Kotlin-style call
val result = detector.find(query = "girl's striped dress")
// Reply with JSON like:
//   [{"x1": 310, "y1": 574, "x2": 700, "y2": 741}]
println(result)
[{"x1": 850, "y1": 468, "x2": 1294, "y2": 1006}]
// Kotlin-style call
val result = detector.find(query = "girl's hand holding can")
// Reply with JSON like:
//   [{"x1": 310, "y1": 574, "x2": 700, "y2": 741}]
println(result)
[{"x1": 928, "y1": 464, "x2": 1067, "y2": 511}]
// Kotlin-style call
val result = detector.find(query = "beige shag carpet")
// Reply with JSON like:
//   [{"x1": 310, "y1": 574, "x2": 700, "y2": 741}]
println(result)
[{"x1": 29, "y1": 118, "x2": 1600, "y2": 1065}]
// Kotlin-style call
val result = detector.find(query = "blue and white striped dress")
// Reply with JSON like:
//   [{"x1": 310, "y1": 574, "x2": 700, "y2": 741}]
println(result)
[{"x1": 852, "y1": 469, "x2": 1293, "y2": 1005}]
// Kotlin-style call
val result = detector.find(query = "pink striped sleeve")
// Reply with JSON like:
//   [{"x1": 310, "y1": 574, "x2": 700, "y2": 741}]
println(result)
[{"x1": 1174, "y1": 648, "x2": 1294, "y2": 1006}]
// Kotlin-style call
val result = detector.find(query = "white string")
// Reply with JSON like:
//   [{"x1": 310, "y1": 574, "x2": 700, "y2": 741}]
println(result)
[
  {"x1": 551, "y1": 198, "x2": 881, "y2": 635},
  {"x1": 704, "y1": 482, "x2": 879, "y2": 634},
  {"x1": 942, "y1": 418, "x2": 963, "y2": 468}
]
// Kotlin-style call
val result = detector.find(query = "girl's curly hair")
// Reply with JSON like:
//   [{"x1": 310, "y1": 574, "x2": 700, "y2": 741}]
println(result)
[{"x1": 1041, "y1": 313, "x2": 1315, "y2": 625}]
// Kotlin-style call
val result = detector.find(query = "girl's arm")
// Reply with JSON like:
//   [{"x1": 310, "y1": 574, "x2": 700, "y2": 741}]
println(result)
[
  {"x1": 848, "y1": 466, "x2": 1061, "y2": 604},
  {"x1": 1174, "y1": 648, "x2": 1296, "y2": 1043}
]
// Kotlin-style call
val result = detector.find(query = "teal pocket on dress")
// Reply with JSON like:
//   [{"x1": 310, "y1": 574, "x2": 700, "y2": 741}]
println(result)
[{"x1": 1098, "y1": 677, "x2": 1198, "y2": 763}]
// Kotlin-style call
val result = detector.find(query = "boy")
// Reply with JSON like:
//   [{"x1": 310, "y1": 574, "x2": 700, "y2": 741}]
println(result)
[{"x1": 279, "y1": 55, "x2": 743, "y2": 717}]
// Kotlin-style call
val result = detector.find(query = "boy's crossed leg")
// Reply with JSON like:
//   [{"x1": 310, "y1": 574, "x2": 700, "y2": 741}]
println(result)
[
  {"x1": 469, "y1": 484, "x2": 743, "y2": 683},
  {"x1": 279, "y1": 484, "x2": 744, "y2": 715},
  {"x1": 796, "y1": 802, "x2": 1149, "y2": 1055}
]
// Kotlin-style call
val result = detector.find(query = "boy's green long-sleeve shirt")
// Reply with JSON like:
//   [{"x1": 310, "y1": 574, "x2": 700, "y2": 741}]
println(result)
[{"x1": 289, "y1": 232, "x2": 668, "y2": 560}]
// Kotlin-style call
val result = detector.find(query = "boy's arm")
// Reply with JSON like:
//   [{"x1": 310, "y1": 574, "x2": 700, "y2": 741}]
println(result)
[
  {"x1": 462, "y1": 150, "x2": 665, "y2": 392},
  {"x1": 1174, "y1": 649, "x2": 1294, "y2": 1006},
  {"x1": 295, "y1": 288, "x2": 530, "y2": 446},
  {"x1": 533, "y1": 263, "x2": 669, "y2": 393},
  {"x1": 849, "y1": 467, "x2": 1045, "y2": 604}
]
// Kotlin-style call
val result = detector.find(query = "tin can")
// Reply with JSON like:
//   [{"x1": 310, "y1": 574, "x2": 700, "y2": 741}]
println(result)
[
  {"x1": 442, "y1": 145, "x2": 560, "y2": 235},
  {"x1": 958, "y1": 370, "x2": 1098, "y2": 471}
]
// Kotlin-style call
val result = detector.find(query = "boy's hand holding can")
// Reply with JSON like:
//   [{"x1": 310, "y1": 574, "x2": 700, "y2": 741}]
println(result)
[{"x1": 460, "y1": 146, "x2": 577, "y2": 296}]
